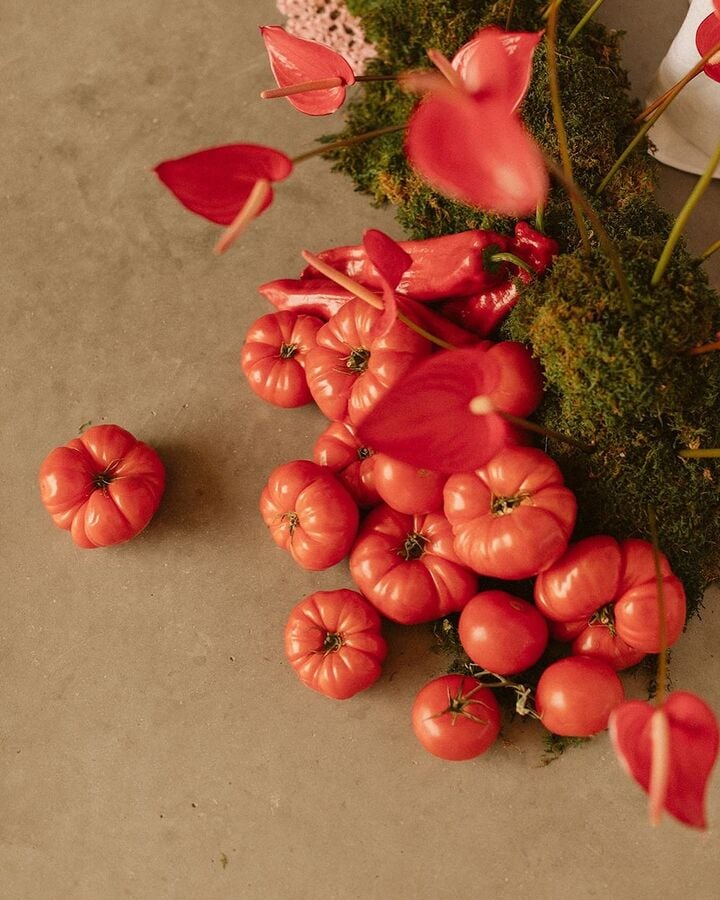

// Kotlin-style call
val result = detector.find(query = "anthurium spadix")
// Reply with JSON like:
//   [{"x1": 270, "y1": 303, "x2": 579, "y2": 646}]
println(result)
[
  {"x1": 154, "y1": 144, "x2": 293, "y2": 253},
  {"x1": 610, "y1": 692, "x2": 719, "y2": 829},
  {"x1": 260, "y1": 25, "x2": 356, "y2": 115},
  {"x1": 403, "y1": 28, "x2": 548, "y2": 217}
]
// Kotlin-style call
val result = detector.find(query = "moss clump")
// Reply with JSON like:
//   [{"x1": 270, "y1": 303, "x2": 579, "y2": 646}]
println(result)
[{"x1": 328, "y1": 0, "x2": 720, "y2": 613}]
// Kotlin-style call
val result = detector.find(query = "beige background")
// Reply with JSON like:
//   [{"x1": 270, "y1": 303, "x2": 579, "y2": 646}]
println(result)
[{"x1": 2, "y1": 1, "x2": 719, "y2": 897}]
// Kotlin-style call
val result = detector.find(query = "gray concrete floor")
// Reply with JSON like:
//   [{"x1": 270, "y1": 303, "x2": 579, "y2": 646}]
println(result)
[{"x1": 2, "y1": 1, "x2": 719, "y2": 897}]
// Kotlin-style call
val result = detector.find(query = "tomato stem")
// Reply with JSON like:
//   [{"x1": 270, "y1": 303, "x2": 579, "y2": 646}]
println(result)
[
  {"x1": 490, "y1": 492, "x2": 530, "y2": 516},
  {"x1": 283, "y1": 511, "x2": 300, "y2": 534},
  {"x1": 278, "y1": 342, "x2": 298, "y2": 359},
  {"x1": 346, "y1": 346, "x2": 371, "y2": 374},
  {"x1": 322, "y1": 632, "x2": 345, "y2": 654},
  {"x1": 400, "y1": 531, "x2": 428, "y2": 560}
]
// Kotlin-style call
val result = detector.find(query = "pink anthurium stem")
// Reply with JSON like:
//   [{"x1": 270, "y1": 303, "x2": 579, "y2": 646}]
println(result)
[
  {"x1": 635, "y1": 38, "x2": 720, "y2": 123},
  {"x1": 301, "y1": 251, "x2": 455, "y2": 350},
  {"x1": 690, "y1": 339, "x2": 720, "y2": 356},
  {"x1": 427, "y1": 48, "x2": 465, "y2": 90},
  {"x1": 261, "y1": 77, "x2": 345, "y2": 99},
  {"x1": 469, "y1": 395, "x2": 595, "y2": 452},
  {"x1": 214, "y1": 178, "x2": 271, "y2": 255},
  {"x1": 649, "y1": 710, "x2": 671, "y2": 826}
]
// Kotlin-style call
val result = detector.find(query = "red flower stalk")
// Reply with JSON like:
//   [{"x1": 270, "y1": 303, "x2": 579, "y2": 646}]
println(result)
[
  {"x1": 697, "y1": 11, "x2": 720, "y2": 82},
  {"x1": 403, "y1": 28, "x2": 548, "y2": 216},
  {"x1": 260, "y1": 25, "x2": 356, "y2": 115},
  {"x1": 154, "y1": 143, "x2": 293, "y2": 254}
]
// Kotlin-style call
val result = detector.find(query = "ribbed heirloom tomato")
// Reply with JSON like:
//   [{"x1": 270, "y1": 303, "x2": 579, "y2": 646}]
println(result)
[
  {"x1": 312, "y1": 419, "x2": 379, "y2": 508},
  {"x1": 411, "y1": 675, "x2": 501, "y2": 760},
  {"x1": 349, "y1": 504, "x2": 477, "y2": 624},
  {"x1": 284, "y1": 589, "x2": 387, "y2": 700},
  {"x1": 38, "y1": 424, "x2": 165, "y2": 548},
  {"x1": 240, "y1": 309, "x2": 322, "y2": 408},
  {"x1": 304, "y1": 296, "x2": 432, "y2": 424},
  {"x1": 443, "y1": 446, "x2": 576, "y2": 579},
  {"x1": 259, "y1": 460, "x2": 359, "y2": 570}
]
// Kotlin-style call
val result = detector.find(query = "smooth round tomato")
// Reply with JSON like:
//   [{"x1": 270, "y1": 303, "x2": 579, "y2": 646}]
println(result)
[
  {"x1": 443, "y1": 446, "x2": 577, "y2": 579},
  {"x1": 284, "y1": 589, "x2": 387, "y2": 700},
  {"x1": 534, "y1": 536, "x2": 686, "y2": 656},
  {"x1": 411, "y1": 674, "x2": 501, "y2": 760},
  {"x1": 458, "y1": 590, "x2": 549, "y2": 675},
  {"x1": 535, "y1": 656, "x2": 625, "y2": 736},
  {"x1": 312, "y1": 419, "x2": 379, "y2": 508},
  {"x1": 372, "y1": 453, "x2": 446, "y2": 515},
  {"x1": 38, "y1": 424, "x2": 165, "y2": 548},
  {"x1": 349, "y1": 504, "x2": 477, "y2": 624},
  {"x1": 240, "y1": 310, "x2": 322, "y2": 407},
  {"x1": 259, "y1": 460, "x2": 359, "y2": 570},
  {"x1": 304, "y1": 296, "x2": 432, "y2": 424}
]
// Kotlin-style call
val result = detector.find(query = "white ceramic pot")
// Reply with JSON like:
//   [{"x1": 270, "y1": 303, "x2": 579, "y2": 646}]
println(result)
[{"x1": 647, "y1": 0, "x2": 720, "y2": 177}]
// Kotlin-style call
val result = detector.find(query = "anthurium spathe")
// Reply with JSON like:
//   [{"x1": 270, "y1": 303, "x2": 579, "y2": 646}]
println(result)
[
  {"x1": 356, "y1": 341, "x2": 543, "y2": 473},
  {"x1": 362, "y1": 229, "x2": 412, "y2": 338},
  {"x1": 154, "y1": 143, "x2": 293, "y2": 252},
  {"x1": 404, "y1": 29, "x2": 548, "y2": 217},
  {"x1": 610, "y1": 693, "x2": 719, "y2": 829},
  {"x1": 260, "y1": 25, "x2": 356, "y2": 116},
  {"x1": 696, "y1": 11, "x2": 720, "y2": 82}
]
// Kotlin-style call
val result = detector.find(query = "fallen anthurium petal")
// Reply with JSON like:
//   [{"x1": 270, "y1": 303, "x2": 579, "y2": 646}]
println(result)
[
  {"x1": 406, "y1": 89, "x2": 548, "y2": 217},
  {"x1": 696, "y1": 12, "x2": 720, "y2": 82},
  {"x1": 452, "y1": 27, "x2": 543, "y2": 111},
  {"x1": 154, "y1": 143, "x2": 293, "y2": 225},
  {"x1": 609, "y1": 692, "x2": 720, "y2": 829},
  {"x1": 356, "y1": 342, "x2": 541, "y2": 473},
  {"x1": 260, "y1": 25, "x2": 355, "y2": 115}
]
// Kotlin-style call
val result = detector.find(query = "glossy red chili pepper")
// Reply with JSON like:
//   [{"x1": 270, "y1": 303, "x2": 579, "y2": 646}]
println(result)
[
  {"x1": 436, "y1": 222, "x2": 559, "y2": 336},
  {"x1": 299, "y1": 229, "x2": 513, "y2": 301},
  {"x1": 258, "y1": 278, "x2": 353, "y2": 320}
]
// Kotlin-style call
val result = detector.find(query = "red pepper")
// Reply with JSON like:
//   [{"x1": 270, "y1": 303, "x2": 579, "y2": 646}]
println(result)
[
  {"x1": 258, "y1": 278, "x2": 353, "y2": 320},
  {"x1": 300, "y1": 229, "x2": 513, "y2": 301},
  {"x1": 436, "y1": 223, "x2": 559, "y2": 336},
  {"x1": 396, "y1": 295, "x2": 479, "y2": 347}
]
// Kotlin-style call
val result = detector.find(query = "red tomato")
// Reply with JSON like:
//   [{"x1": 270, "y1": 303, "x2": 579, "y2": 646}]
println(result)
[
  {"x1": 372, "y1": 453, "x2": 446, "y2": 515},
  {"x1": 38, "y1": 424, "x2": 165, "y2": 548},
  {"x1": 534, "y1": 536, "x2": 686, "y2": 656},
  {"x1": 312, "y1": 420, "x2": 379, "y2": 508},
  {"x1": 534, "y1": 535, "x2": 622, "y2": 622},
  {"x1": 349, "y1": 504, "x2": 478, "y2": 624},
  {"x1": 443, "y1": 446, "x2": 577, "y2": 579},
  {"x1": 411, "y1": 674, "x2": 501, "y2": 760},
  {"x1": 535, "y1": 656, "x2": 625, "y2": 736},
  {"x1": 304, "y1": 296, "x2": 432, "y2": 424},
  {"x1": 284, "y1": 589, "x2": 387, "y2": 700},
  {"x1": 259, "y1": 460, "x2": 359, "y2": 570},
  {"x1": 458, "y1": 590, "x2": 549, "y2": 675},
  {"x1": 571, "y1": 626, "x2": 646, "y2": 671},
  {"x1": 241, "y1": 310, "x2": 322, "y2": 408}
]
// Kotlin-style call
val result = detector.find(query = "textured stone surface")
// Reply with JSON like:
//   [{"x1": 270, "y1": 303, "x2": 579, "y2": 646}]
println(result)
[{"x1": 1, "y1": 1, "x2": 719, "y2": 898}]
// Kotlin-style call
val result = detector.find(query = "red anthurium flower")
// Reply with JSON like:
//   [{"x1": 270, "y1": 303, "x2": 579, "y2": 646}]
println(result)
[
  {"x1": 610, "y1": 692, "x2": 719, "y2": 829},
  {"x1": 154, "y1": 144, "x2": 293, "y2": 253},
  {"x1": 715, "y1": 0, "x2": 720, "y2": 19},
  {"x1": 404, "y1": 29, "x2": 548, "y2": 217},
  {"x1": 356, "y1": 341, "x2": 543, "y2": 473},
  {"x1": 696, "y1": 12, "x2": 720, "y2": 82},
  {"x1": 362, "y1": 229, "x2": 413, "y2": 339},
  {"x1": 451, "y1": 27, "x2": 543, "y2": 111},
  {"x1": 260, "y1": 25, "x2": 356, "y2": 115}
]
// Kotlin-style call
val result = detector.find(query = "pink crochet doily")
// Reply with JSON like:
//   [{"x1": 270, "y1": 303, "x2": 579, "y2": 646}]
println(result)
[{"x1": 276, "y1": 0, "x2": 377, "y2": 74}]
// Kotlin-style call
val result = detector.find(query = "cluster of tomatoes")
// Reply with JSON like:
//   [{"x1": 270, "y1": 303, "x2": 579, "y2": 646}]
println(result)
[{"x1": 243, "y1": 280, "x2": 689, "y2": 762}]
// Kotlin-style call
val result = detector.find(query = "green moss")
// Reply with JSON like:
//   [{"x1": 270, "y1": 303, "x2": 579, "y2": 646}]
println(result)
[{"x1": 329, "y1": 0, "x2": 720, "y2": 613}]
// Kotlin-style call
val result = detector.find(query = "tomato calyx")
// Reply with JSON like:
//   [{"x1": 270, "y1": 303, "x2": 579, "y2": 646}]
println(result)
[
  {"x1": 432, "y1": 680, "x2": 492, "y2": 726},
  {"x1": 490, "y1": 491, "x2": 530, "y2": 516},
  {"x1": 400, "y1": 531, "x2": 428, "y2": 560},
  {"x1": 278, "y1": 341, "x2": 299, "y2": 359},
  {"x1": 345, "y1": 346, "x2": 371, "y2": 374},
  {"x1": 322, "y1": 631, "x2": 345, "y2": 654},
  {"x1": 589, "y1": 603, "x2": 617, "y2": 636},
  {"x1": 282, "y1": 510, "x2": 300, "y2": 534},
  {"x1": 357, "y1": 446, "x2": 373, "y2": 461}
]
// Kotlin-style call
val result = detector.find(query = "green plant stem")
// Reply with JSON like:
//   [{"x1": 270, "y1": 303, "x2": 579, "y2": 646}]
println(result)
[
  {"x1": 651, "y1": 138, "x2": 720, "y2": 286},
  {"x1": 679, "y1": 448, "x2": 720, "y2": 459},
  {"x1": 498, "y1": 410, "x2": 594, "y2": 453},
  {"x1": 291, "y1": 123, "x2": 406, "y2": 164},
  {"x1": 543, "y1": 153, "x2": 633, "y2": 313},
  {"x1": 568, "y1": 0, "x2": 607, "y2": 42},
  {"x1": 489, "y1": 252, "x2": 535, "y2": 277},
  {"x1": 647, "y1": 506, "x2": 668, "y2": 707},
  {"x1": 355, "y1": 74, "x2": 398, "y2": 83},
  {"x1": 535, "y1": 202, "x2": 545, "y2": 232},
  {"x1": 546, "y1": 1, "x2": 591, "y2": 253},
  {"x1": 700, "y1": 238, "x2": 720, "y2": 261},
  {"x1": 505, "y1": 0, "x2": 517, "y2": 30}
]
